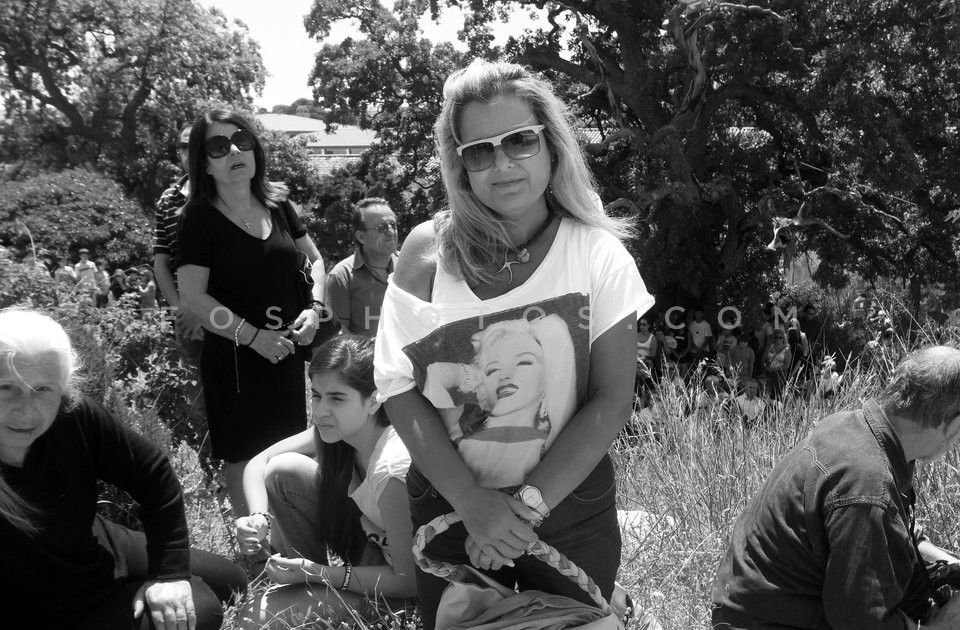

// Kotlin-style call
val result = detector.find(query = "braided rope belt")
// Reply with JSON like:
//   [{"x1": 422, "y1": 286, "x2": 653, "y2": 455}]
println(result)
[{"x1": 412, "y1": 512, "x2": 614, "y2": 616}]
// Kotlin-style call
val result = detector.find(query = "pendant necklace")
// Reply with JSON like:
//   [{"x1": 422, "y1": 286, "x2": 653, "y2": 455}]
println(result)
[
  {"x1": 498, "y1": 212, "x2": 556, "y2": 284},
  {"x1": 242, "y1": 218, "x2": 251, "y2": 230}
]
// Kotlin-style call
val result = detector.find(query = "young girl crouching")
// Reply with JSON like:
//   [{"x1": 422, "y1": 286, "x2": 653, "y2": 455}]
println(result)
[{"x1": 234, "y1": 335, "x2": 416, "y2": 627}]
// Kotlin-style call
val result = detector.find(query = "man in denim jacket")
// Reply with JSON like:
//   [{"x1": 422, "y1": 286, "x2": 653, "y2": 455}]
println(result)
[{"x1": 712, "y1": 346, "x2": 960, "y2": 629}]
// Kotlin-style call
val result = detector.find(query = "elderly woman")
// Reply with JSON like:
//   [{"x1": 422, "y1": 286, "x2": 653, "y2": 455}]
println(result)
[
  {"x1": 0, "y1": 309, "x2": 246, "y2": 629},
  {"x1": 177, "y1": 109, "x2": 327, "y2": 517}
]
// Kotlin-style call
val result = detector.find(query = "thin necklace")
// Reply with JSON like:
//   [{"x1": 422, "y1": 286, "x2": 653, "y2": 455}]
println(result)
[{"x1": 498, "y1": 212, "x2": 556, "y2": 284}]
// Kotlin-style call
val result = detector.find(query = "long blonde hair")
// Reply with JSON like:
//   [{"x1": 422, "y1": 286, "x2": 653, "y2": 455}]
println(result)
[
  {"x1": 0, "y1": 309, "x2": 80, "y2": 534},
  {"x1": 433, "y1": 59, "x2": 634, "y2": 285}
]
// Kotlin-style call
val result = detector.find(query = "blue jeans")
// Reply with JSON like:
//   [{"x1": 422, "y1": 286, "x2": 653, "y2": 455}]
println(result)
[{"x1": 408, "y1": 455, "x2": 622, "y2": 630}]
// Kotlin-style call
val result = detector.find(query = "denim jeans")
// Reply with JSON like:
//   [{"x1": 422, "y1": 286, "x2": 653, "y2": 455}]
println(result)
[
  {"x1": 264, "y1": 452, "x2": 329, "y2": 562},
  {"x1": 408, "y1": 455, "x2": 622, "y2": 630}
]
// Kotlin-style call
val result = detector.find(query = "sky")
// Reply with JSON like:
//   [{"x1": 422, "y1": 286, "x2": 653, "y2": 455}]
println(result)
[{"x1": 202, "y1": 0, "x2": 547, "y2": 110}]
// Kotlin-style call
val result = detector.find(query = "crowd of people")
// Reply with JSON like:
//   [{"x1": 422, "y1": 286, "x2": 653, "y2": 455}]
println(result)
[
  {"x1": 631, "y1": 294, "x2": 902, "y2": 428},
  {"x1": 4, "y1": 57, "x2": 960, "y2": 630},
  {"x1": 49, "y1": 248, "x2": 159, "y2": 310}
]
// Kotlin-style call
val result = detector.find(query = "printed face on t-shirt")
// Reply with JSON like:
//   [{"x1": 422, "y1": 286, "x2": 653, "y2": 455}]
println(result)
[{"x1": 480, "y1": 333, "x2": 546, "y2": 418}]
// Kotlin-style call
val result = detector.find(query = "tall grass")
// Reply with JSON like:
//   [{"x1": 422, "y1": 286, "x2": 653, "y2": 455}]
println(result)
[{"x1": 614, "y1": 328, "x2": 960, "y2": 628}]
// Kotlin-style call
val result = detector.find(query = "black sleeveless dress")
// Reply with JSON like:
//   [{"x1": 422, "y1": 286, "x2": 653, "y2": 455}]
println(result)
[{"x1": 177, "y1": 200, "x2": 307, "y2": 462}]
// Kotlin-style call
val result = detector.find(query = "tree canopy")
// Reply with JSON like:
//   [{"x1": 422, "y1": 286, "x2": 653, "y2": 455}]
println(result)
[
  {"x1": 0, "y1": 0, "x2": 266, "y2": 204},
  {"x1": 306, "y1": 0, "x2": 960, "y2": 312}
]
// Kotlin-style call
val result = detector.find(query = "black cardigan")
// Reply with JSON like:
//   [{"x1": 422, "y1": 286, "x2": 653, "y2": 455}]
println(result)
[{"x1": 0, "y1": 397, "x2": 190, "y2": 617}]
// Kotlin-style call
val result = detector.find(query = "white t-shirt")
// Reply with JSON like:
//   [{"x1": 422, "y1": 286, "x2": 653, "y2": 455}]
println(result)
[
  {"x1": 375, "y1": 219, "x2": 654, "y2": 489},
  {"x1": 689, "y1": 320, "x2": 712, "y2": 349},
  {"x1": 348, "y1": 426, "x2": 410, "y2": 565}
]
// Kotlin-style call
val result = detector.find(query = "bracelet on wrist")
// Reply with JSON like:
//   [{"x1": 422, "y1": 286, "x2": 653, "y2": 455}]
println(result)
[
  {"x1": 243, "y1": 327, "x2": 260, "y2": 347},
  {"x1": 233, "y1": 318, "x2": 247, "y2": 347},
  {"x1": 339, "y1": 562, "x2": 352, "y2": 591},
  {"x1": 250, "y1": 511, "x2": 273, "y2": 536}
]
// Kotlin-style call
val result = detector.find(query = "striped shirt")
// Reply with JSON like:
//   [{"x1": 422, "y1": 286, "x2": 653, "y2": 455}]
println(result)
[{"x1": 153, "y1": 175, "x2": 189, "y2": 263}]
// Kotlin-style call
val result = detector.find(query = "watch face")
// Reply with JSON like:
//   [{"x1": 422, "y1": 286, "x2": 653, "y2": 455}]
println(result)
[{"x1": 521, "y1": 486, "x2": 542, "y2": 506}]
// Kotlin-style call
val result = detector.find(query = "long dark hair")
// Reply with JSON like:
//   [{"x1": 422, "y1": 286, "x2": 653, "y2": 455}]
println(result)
[
  {"x1": 308, "y1": 335, "x2": 388, "y2": 564},
  {"x1": 185, "y1": 109, "x2": 287, "y2": 211}
]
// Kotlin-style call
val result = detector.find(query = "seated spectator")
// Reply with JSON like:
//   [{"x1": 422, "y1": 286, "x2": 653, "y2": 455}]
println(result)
[
  {"x1": 727, "y1": 333, "x2": 755, "y2": 385},
  {"x1": 762, "y1": 328, "x2": 792, "y2": 399},
  {"x1": 235, "y1": 336, "x2": 416, "y2": 628},
  {"x1": 656, "y1": 326, "x2": 680, "y2": 370},
  {"x1": 636, "y1": 316, "x2": 659, "y2": 385},
  {"x1": 0, "y1": 309, "x2": 246, "y2": 629},
  {"x1": 712, "y1": 346, "x2": 960, "y2": 629},
  {"x1": 733, "y1": 378, "x2": 767, "y2": 424},
  {"x1": 715, "y1": 326, "x2": 737, "y2": 373},
  {"x1": 681, "y1": 306, "x2": 713, "y2": 365}
]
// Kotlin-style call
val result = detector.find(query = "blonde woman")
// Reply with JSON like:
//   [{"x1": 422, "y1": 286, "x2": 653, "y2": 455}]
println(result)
[{"x1": 375, "y1": 60, "x2": 654, "y2": 628}]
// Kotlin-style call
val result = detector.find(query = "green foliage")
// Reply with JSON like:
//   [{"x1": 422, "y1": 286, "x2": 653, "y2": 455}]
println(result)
[
  {"x1": 0, "y1": 0, "x2": 266, "y2": 205},
  {"x1": 0, "y1": 168, "x2": 151, "y2": 268}
]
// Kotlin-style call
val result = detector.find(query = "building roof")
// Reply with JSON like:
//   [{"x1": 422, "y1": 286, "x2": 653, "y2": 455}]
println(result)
[
  {"x1": 257, "y1": 113, "x2": 329, "y2": 135},
  {"x1": 256, "y1": 113, "x2": 377, "y2": 149},
  {"x1": 298, "y1": 126, "x2": 377, "y2": 148}
]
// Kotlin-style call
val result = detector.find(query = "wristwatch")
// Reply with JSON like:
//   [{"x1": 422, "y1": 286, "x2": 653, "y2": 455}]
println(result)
[{"x1": 514, "y1": 484, "x2": 550, "y2": 523}]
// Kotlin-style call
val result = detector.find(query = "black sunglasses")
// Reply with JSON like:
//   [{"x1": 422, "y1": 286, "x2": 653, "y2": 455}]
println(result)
[{"x1": 204, "y1": 129, "x2": 256, "y2": 159}]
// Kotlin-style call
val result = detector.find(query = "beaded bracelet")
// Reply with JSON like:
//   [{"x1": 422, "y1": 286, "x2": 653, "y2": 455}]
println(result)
[
  {"x1": 233, "y1": 318, "x2": 247, "y2": 347},
  {"x1": 339, "y1": 562, "x2": 352, "y2": 591},
  {"x1": 250, "y1": 511, "x2": 273, "y2": 536}
]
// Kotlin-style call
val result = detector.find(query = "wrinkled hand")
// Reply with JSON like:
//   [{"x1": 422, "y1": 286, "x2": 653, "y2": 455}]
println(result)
[
  {"x1": 288, "y1": 309, "x2": 320, "y2": 346},
  {"x1": 249, "y1": 328, "x2": 296, "y2": 364},
  {"x1": 454, "y1": 487, "x2": 538, "y2": 568},
  {"x1": 235, "y1": 514, "x2": 269, "y2": 555},
  {"x1": 132, "y1": 579, "x2": 196, "y2": 630},
  {"x1": 175, "y1": 310, "x2": 204, "y2": 341},
  {"x1": 266, "y1": 554, "x2": 322, "y2": 585}
]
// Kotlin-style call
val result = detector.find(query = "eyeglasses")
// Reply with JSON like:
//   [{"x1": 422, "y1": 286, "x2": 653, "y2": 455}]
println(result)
[
  {"x1": 204, "y1": 129, "x2": 256, "y2": 159},
  {"x1": 362, "y1": 221, "x2": 398, "y2": 234},
  {"x1": 456, "y1": 124, "x2": 545, "y2": 172}
]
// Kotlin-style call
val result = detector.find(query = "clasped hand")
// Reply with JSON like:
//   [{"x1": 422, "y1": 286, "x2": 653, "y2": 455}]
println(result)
[
  {"x1": 249, "y1": 328, "x2": 296, "y2": 364},
  {"x1": 456, "y1": 487, "x2": 540, "y2": 571},
  {"x1": 288, "y1": 309, "x2": 320, "y2": 346},
  {"x1": 235, "y1": 513, "x2": 269, "y2": 555}
]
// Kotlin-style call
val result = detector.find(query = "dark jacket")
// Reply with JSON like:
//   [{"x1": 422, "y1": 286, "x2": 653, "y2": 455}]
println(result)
[{"x1": 712, "y1": 399, "x2": 929, "y2": 629}]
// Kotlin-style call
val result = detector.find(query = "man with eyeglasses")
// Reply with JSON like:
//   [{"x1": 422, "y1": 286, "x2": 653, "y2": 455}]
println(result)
[
  {"x1": 153, "y1": 123, "x2": 205, "y2": 372},
  {"x1": 326, "y1": 197, "x2": 399, "y2": 338},
  {"x1": 712, "y1": 346, "x2": 960, "y2": 629}
]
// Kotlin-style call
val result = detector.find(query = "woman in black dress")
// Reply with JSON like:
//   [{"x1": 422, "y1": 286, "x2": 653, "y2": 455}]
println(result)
[{"x1": 177, "y1": 109, "x2": 326, "y2": 517}]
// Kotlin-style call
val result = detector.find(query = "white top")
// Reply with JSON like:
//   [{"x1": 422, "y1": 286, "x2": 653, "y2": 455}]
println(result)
[
  {"x1": 348, "y1": 426, "x2": 410, "y2": 564},
  {"x1": 689, "y1": 320, "x2": 713, "y2": 349},
  {"x1": 375, "y1": 218, "x2": 654, "y2": 488}
]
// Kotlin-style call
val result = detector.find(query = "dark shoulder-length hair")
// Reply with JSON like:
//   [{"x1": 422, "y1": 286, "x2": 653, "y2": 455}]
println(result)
[
  {"x1": 186, "y1": 109, "x2": 287, "y2": 210},
  {"x1": 307, "y1": 334, "x2": 389, "y2": 564}
]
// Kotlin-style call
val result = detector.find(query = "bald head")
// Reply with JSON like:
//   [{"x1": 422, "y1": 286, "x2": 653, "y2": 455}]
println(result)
[{"x1": 878, "y1": 345, "x2": 960, "y2": 427}]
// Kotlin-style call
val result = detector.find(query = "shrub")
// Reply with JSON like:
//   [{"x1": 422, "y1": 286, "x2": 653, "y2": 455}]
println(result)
[{"x1": 0, "y1": 167, "x2": 152, "y2": 268}]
